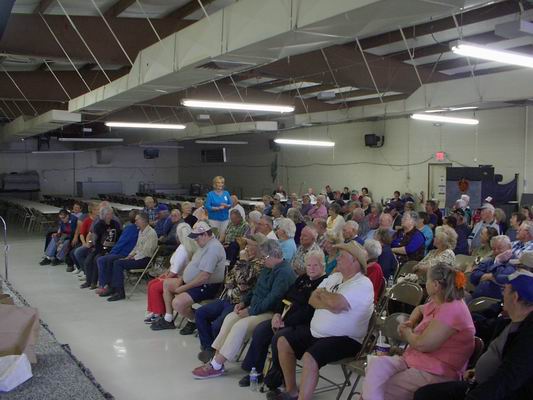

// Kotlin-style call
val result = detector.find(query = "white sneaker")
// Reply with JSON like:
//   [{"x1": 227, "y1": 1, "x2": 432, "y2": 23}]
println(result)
[{"x1": 71, "y1": 268, "x2": 80, "y2": 274}]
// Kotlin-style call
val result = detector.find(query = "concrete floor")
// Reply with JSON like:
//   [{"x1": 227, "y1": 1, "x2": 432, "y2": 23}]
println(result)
[{"x1": 4, "y1": 227, "x2": 350, "y2": 400}]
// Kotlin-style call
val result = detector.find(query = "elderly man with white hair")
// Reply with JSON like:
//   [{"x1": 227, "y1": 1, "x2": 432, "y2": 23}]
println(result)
[
  {"x1": 469, "y1": 203, "x2": 500, "y2": 252},
  {"x1": 511, "y1": 220, "x2": 533, "y2": 259},
  {"x1": 292, "y1": 226, "x2": 321, "y2": 275},
  {"x1": 365, "y1": 212, "x2": 395, "y2": 241},
  {"x1": 255, "y1": 215, "x2": 278, "y2": 240},
  {"x1": 351, "y1": 208, "x2": 370, "y2": 238},
  {"x1": 246, "y1": 210, "x2": 262, "y2": 236},
  {"x1": 276, "y1": 218, "x2": 298, "y2": 262},
  {"x1": 470, "y1": 235, "x2": 516, "y2": 300},
  {"x1": 343, "y1": 220, "x2": 364, "y2": 245},
  {"x1": 307, "y1": 195, "x2": 327, "y2": 220},
  {"x1": 364, "y1": 239, "x2": 385, "y2": 304},
  {"x1": 274, "y1": 241, "x2": 374, "y2": 400}
]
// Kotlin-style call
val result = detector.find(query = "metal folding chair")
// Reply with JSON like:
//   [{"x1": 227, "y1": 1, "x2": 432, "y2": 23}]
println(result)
[
  {"x1": 126, "y1": 246, "x2": 161, "y2": 299},
  {"x1": 468, "y1": 296, "x2": 501, "y2": 314}
]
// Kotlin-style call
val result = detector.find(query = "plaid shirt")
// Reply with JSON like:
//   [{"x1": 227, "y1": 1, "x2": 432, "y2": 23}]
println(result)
[
  {"x1": 223, "y1": 221, "x2": 249, "y2": 244},
  {"x1": 512, "y1": 240, "x2": 533, "y2": 259},
  {"x1": 291, "y1": 242, "x2": 322, "y2": 275},
  {"x1": 144, "y1": 207, "x2": 157, "y2": 223},
  {"x1": 224, "y1": 257, "x2": 264, "y2": 304}
]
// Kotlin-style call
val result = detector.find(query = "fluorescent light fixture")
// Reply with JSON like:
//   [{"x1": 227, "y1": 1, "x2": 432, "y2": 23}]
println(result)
[
  {"x1": 139, "y1": 145, "x2": 184, "y2": 149},
  {"x1": 449, "y1": 106, "x2": 478, "y2": 111},
  {"x1": 182, "y1": 99, "x2": 294, "y2": 113},
  {"x1": 424, "y1": 109, "x2": 447, "y2": 113},
  {"x1": 274, "y1": 138, "x2": 335, "y2": 147},
  {"x1": 58, "y1": 137, "x2": 124, "y2": 142},
  {"x1": 411, "y1": 114, "x2": 479, "y2": 125},
  {"x1": 105, "y1": 122, "x2": 186, "y2": 130},
  {"x1": 451, "y1": 42, "x2": 533, "y2": 69},
  {"x1": 31, "y1": 150, "x2": 85, "y2": 154},
  {"x1": 194, "y1": 140, "x2": 248, "y2": 145}
]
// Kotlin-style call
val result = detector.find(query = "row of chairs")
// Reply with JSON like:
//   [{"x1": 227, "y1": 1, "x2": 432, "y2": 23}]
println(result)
[{"x1": 0, "y1": 201, "x2": 57, "y2": 233}]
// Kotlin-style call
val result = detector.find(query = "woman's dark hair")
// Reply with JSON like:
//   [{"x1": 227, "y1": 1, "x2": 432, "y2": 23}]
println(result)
[
  {"x1": 418, "y1": 211, "x2": 429, "y2": 225},
  {"x1": 329, "y1": 203, "x2": 341, "y2": 215},
  {"x1": 512, "y1": 212, "x2": 527, "y2": 225},
  {"x1": 445, "y1": 214, "x2": 457, "y2": 228}
]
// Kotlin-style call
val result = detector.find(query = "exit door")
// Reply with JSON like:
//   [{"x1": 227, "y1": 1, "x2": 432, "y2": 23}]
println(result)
[{"x1": 428, "y1": 163, "x2": 452, "y2": 207}]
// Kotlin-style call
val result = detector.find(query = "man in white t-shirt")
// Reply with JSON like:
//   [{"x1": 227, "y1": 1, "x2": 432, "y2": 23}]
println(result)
[
  {"x1": 274, "y1": 241, "x2": 374, "y2": 400},
  {"x1": 151, "y1": 221, "x2": 226, "y2": 333},
  {"x1": 229, "y1": 195, "x2": 246, "y2": 220}
]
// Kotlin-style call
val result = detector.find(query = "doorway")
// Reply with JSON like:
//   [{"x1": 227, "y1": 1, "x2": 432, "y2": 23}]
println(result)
[{"x1": 428, "y1": 163, "x2": 452, "y2": 207}]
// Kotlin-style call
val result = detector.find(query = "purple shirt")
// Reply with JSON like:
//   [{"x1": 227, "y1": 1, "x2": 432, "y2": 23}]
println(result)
[{"x1": 308, "y1": 204, "x2": 327, "y2": 220}]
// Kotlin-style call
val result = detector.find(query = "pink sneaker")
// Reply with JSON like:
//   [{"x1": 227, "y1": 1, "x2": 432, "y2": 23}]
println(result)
[
  {"x1": 95, "y1": 287, "x2": 105, "y2": 295},
  {"x1": 192, "y1": 363, "x2": 224, "y2": 379}
]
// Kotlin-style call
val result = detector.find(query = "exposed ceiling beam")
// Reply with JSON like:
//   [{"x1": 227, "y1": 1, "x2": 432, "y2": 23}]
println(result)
[
  {"x1": 103, "y1": 0, "x2": 136, "y2": 18},
  {"x1": 33, "y1": 0, "x2": 55, "y2": 14},
  {"x1": 0, "y1": 14, "x2": 193, "y2": 65},
  {"x1": 165, "y1": 0, "x2": 217, "y2": 19}
]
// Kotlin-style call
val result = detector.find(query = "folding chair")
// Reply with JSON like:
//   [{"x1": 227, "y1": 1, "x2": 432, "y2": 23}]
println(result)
[
  {"x1": 126, "y1": 246, "x2": 161, "y2": 299},
  {"x1": 394, "y1": 260, "x2": 418, "y2": 282},
  {"x1": 468, "y1": 296, "x2": 501, "y2": 314}
]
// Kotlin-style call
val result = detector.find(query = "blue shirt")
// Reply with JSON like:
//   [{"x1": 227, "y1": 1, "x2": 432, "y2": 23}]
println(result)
[
  {"x1": 378, "y1": 244, "x2": 396, "y2": 279},
  {"x1": 205, "y1": 190, "x2": 232, "y2": 221},
  {"x1": 420, "y1": 225, "x2": 433, "y2": 254},
  {"x1": 280, "y1": 239, "x2": 297, "y2": 263},
  {"x1": 470, "y1": 258, "x2": 516, "y2": 300},
  {"x1": 155, "y1": 215, "x2": 172, "y2": 237},
  {"x1": 110, "y1": 224, "x2": 139, "y2": 256},
  {"x1": 454, "y1": 224, "x2": 470, "y2": 255}
]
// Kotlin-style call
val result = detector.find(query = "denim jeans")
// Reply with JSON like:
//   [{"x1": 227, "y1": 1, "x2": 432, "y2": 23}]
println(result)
[{"x1": 195, "y1": 298, "x2": 234, "y2": 350}]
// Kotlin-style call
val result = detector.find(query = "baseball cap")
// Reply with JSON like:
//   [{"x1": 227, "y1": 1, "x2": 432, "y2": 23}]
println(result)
[
  {"x1": 188, "y1": 221, "x2": 212, "y2": 238},
  {"x1": 504, "y1": 269, "x2": 533, "y2": 302},
  {"x1": 333, "y1": 241, "x2": 368, "y2": 270},
  {"x1": 510, "y1": 251, "x2": 533, "y2": 270},
  {"x1": 156, "y1": 204, "x2": 169, "y2": 213}
]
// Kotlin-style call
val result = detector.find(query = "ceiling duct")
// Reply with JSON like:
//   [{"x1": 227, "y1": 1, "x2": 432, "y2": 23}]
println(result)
[
  {"x1": 495, "y1": 11, "x2": 533, "y2": 39},
  {"x1": 68, "y1": 0, "x2": 473, "y2": 116},
  {"x1": 0, "y1": 110, "x2": 82, "y2": 142}
]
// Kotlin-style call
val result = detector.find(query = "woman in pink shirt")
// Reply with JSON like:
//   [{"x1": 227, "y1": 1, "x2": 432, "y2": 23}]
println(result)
[{"x1": 362, "y1": 263, "x2": 475, "y2": 400}]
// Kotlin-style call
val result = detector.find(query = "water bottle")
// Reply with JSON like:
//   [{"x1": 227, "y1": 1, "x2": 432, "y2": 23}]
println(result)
[
  {"x1": 387, "y1": 275, "x2": 394, "y2": 289},
  {"x1": 250, "y1": 367, "x2": 259, "y2": 392}
]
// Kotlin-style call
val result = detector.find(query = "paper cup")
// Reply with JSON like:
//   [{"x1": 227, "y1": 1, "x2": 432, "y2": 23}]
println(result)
[{"x1": 375, "y1": 343, "x2": 391, "y2": 356}]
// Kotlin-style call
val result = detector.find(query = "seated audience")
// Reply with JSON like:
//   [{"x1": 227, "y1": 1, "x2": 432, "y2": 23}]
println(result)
[
  {"x1": 286, "y1": 193, "x2": 300, "y2": 210},
  {"x1": 325, "y1": 185, "x2": 335, "y2": 201},
  {"x1": 362, "y1": 263, "x2": 475, "y2": 400},
  {"x1": 494, "y1": 208, "x2": 508, "y2": 236},
  {"x1": 511, "y1": 220, "x2": 533, "y2": 259},
  {"x1": 67, "y1": 202, "x2": 96, "y2": 272},
  {"x1": 470, "y1": 235, "x2": 515, "y2": 300},
  {"x1": 106, "y1": 212, "x2": 158, "y2": 301},
  {"x1": 414, "y1": 269, "x2": 533, "y2": 400},
  {"x1": 96, "y1": 210, "x2": 140, "y2": 295},
  {"x1": 192, "y1": 197, "x2": 206, "y2": 220},
  {"x1": 220, "y1": 209, "x2": 249, "y2": 266},
  {"x1": 262, "y1": 195, "x2": 273, "y2": 216},
  {"x1": 272, "y1": 204, "x2": 284, "y2": 229},
  {"x1": 471, "y1": 226, "x2": 499, "y2": 261},
  {"x1": 469, "y1": 204, "x2": 500, "y2": 253},
  {"x1": 391, "y1": 211, "x2": 426, "y2": 263},
  {"x1": 158, "y1": 209, "x2": 183, "y2": 255},
  {"x1": 313, "y1": 218, "x2": 327, "y2": 249},
  {"x1": 291, "y1": 227, "x2": 321, "y2": 275},
  {"x1": 341, "y1": 186, "x2": 351, "y2": 201},
  {"x1": 306, "y1": 188, "x2": 317, "y2": 204},
  {"x1": 154, "y1": 204, "x2": 171, "y2": 238},
  {"x1": 300, "y1": 194, "x2": 312, "y2": 217},
  {"x1": 506, "y1": 211, "x2": 526, "y2": 242},
  {"x1": 361, "y1": 196, "x2": 372, "y2": 216},
  {"x1": 40, "y1": 209, "x2": 78, "y2": 266},
  {"x1": 326, "y1": 203, "x2": 344, "y2": 237},
  {"x1": 192, "y1": 239, "x2": 295, "y2": 379},
  {"x1": 181, "y1": 201, "x2": 198, "y2": 228},
  {"x1": 195, "y1": 234, "x2": 266, "y2": 362},
  {"x1": 143, "y1": 196, "x2": 157, "y2": 225},
  {"x1": 273, "y1": 241, "x2": 374, "y2": 400},
  {"x1": 70, "y1": 201, "x2": 85, "y2": 220},
  {"x1": 307, "y1": 195, "x2": 327, "y2": 220},
  {"x1": 445, "y1": 213, "x2": 469, "y2": 256},
  {"x1": 367, "y1": 203, "x2": 381, "y2": 229},
  {"x1": 364, "y1": 239, "x2": 385, "y2": 303},
  {"x1": 344, "y1": 200, "x2": 361, "y2": 222},
  {"x1": 365, "y1": 212, "x2": 394, "y2": 241},
  {"x1": 323, "y1": 232, "x2": 341, "y2": 274},
  {"x1": 239, "y1": 250, "x2": 327, "y2": 387},
  {"x1": 375, "y1": 228, "x2": 396, "y2": 280},
  {"x1": 343, "y1": 220, "x2": 364, "y2": 245},
  {"x1": 144, "y1": 223, "x2": 198, "y2": 323},
  {"x1": 151, "y1": 221, "x2": 225, "y2": 330},
  {"x1": 255, "y1": 215, "x2": 278, "y2": 240},
  {"x1": 425, "y1": 200, "x2": 439, "y2": 229},
  {"x1": 351, "y1": 208, "x2": 370, "y2": 238},
  {"x1": 414, "y1": 225, "x2": 457, "y2": 276},
  {"x1": 81, "y1": 206, "x2": 122, "y2": 290},
  {"x1": 417, "y1": 212, "x2": 434, "y2": 254},
  {"x1": 229, "y1": 195, "x2": 245, "y2": 220},
  {"x1": 521, "y1": 205, "x2": 532, "y2": 221},
  {"x1": 286, "y1": 208, "x2": 306, "y2": 246},
  {"x1": 276, "y1": 218, "x2": 298, "y2": 263}
]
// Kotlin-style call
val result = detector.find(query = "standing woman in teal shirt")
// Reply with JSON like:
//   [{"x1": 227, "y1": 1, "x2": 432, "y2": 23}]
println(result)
[{"x1": 205, "y1": 176, "x2": 232, "y2": 235}]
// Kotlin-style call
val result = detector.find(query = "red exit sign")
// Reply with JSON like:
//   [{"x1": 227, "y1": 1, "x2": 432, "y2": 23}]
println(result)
[{"x1": 435, "y1": 151, "x2": 446, "y2": 161}]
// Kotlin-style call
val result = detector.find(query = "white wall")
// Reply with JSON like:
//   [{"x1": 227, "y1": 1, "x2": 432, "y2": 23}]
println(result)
[
  {"x1": 179, "y1": 105, "x2": 532, "y2": 201},
  {"x1": 0, "y1": 145, "x2": 180, "y2": 196}
]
